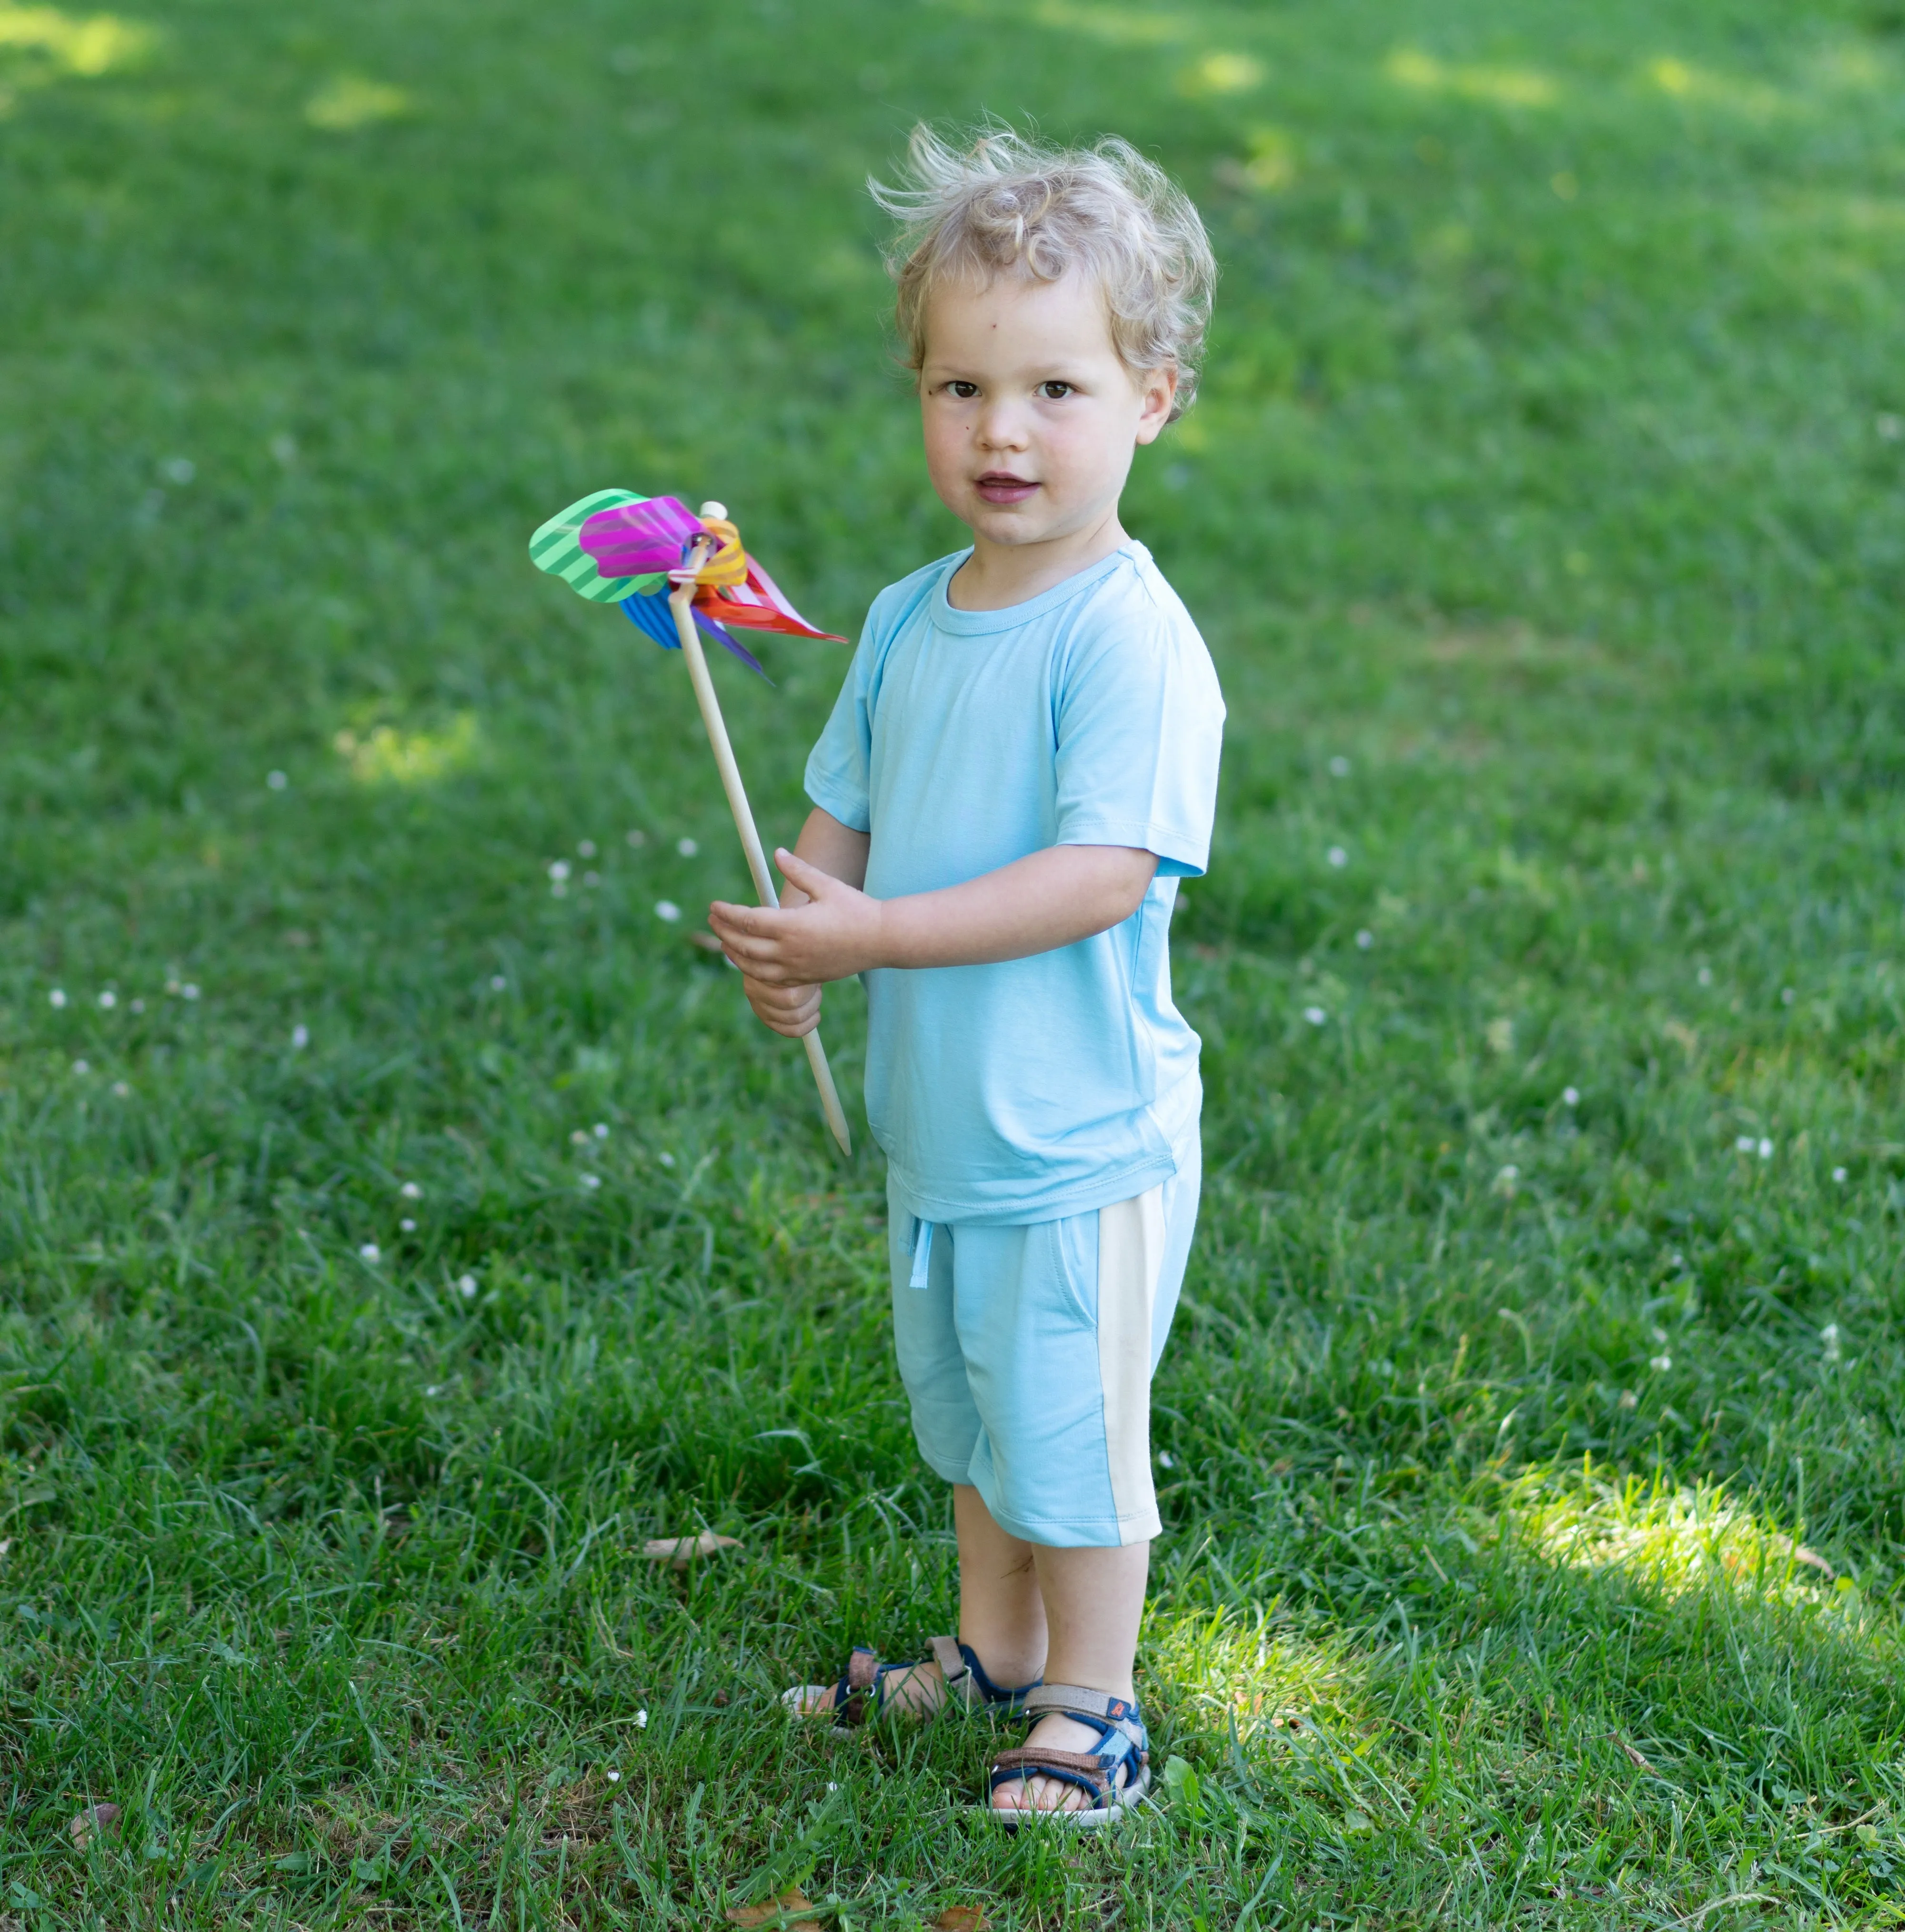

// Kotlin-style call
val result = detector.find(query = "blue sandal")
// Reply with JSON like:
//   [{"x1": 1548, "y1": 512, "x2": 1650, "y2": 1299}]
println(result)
[
  {"x1": 783, "y1": 1635, "x2": 1038, "y2": 1727},
  {"x1": 982, "y1": 1683, "x2": 1152, "y2": 1828}
]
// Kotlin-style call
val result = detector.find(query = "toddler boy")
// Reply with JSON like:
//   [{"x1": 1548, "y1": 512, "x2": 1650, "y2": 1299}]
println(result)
[{"x1": 707, "y1": 125, "x2": 1223, "y2": 1823}]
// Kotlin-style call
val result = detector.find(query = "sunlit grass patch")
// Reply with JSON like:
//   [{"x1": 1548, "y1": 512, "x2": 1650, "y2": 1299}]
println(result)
[
  {"x1": 1385, "y1": 46, "x2": 1558, "y2": 108},
  {"x1": 304, "y1": 73, "x2": 413, "y2": 130},
  {"x1": 1511, "y1": 1465, "x2": 1879, "y2": 1629},
  {"x1": 1146, "y1": 1603, "x2": 1370, "y2": 1749},
  {"x1": 0, "y1": 2, "x2": 150, "y2": 75},
  {"x1": 332, "y1": 714, "x2": 481, "y2": 786}
]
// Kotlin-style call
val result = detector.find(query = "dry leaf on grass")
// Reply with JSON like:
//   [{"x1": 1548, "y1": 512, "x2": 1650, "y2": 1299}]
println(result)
[
  {"x1": 933, "y1": 1909, "x2": 993, "y2": 1931},
  {"x1": 643, "y1": 1530, "x2": 741, "y2": 1568},
  {"x1": 725, "y1": 1888, "x2": 817, "y2": 1926},
  {"x1": 1614, "y1": 1737, "x2": 1657, "y2": 1773},
  {"x1": 70, "y1": 1802, "x2": 121, "y2": 1847}
]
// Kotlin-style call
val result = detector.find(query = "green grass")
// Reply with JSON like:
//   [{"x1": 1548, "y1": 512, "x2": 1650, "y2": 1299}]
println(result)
[{"x1": 4, "y1": 0, "x2": 1905, "y2": 1922}]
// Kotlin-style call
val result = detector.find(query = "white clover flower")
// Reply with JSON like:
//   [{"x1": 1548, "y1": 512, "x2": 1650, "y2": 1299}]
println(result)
[
  {"x1": 1649, "y1": 1354, "x2": 1672, "y2": 1373},
  {"x1": 424, "y1": 1384, "x2": 445, "y2": 1397},
  {"x1": 654, "y1": 900, "x2": 682, "y2": 923},
  {"x1": 581, "y1": 1174, "x2": 601, "y2": 1191},
  {"x1": 1618, "y1": 1389, "x2": 1637, "y2": 1409},
  {"x1": 1758, "y1": 1138, "x2": 1774, "y2": 1160},
  {"x1": 1697, "y1": 966, "x2": 1713, "y2": 986},
  {"x1": 570, "y1": 1128, "x2": 589, "y2": 1146},
  {"x1": 400, "y1": 1181, "x2": 422, "y2": 1199},
  {"x1": 635, "y1": 1709, "x2": 649, "y2": 1729},
  {"x1": 1735, "y1": 1136, "x2": 1755, "y2": 1153},
  {"x1": 1328, "y1": 755, "x2": 1351, "y2": 777},
  {"x1": 1821, "y1": 1322, "x2": 1842, "y2": 1363},
  {"x1": 49, "y1": 988, "x2": 66, "y2": 1009},
  {"x1": 360, "y1": 1243, "x2": 381, "y2": 1263},
  {"x1": 1562, "y1": 1087, "x2": 1579, "y2": 1107},
  {"x1": 1157, "y1": 1450, "x2": 1174, "y2": 1469},
  {"x1": 112, "y1": 1081, "x2": 130, "y2": 1097},
  {"x1": 1781, "y1": 986, "x2": 1795, "y2": 1006},
  {"x1": 1355, "y1": 929, "x2": 1374, "y2": 950},
  {"x1": 130, "y1": 998, "x2": 145, "y2": 1014},
  {"x1": 490, "y1": 974, "x2": 507, "y2": 992},
  {"x1": 71, "y1": 1059, "x2": 89, "y2": 1075},
  {"x1": 181, "y1": 984, "x2": 200, "y2": 1001},
  {"x1": 593, "y1": 1122, "x2": 609, "y2": 1139},
  {"x1": 1326, "y1": 845, "x2": 1348, "y2": 869},
  {"x1": 578, "y1": 840, "x2": 597, "y2": 858},
  {"x1": 267, "y1": 771, "x2": 289, "y2": 792},
  {"x1": 98, "y1": 990, "x2": 116, "y2": 1010},
  {"x1": 626, "y1": 829, "x2": 647, "y2": 847},
  {"x1": 658, "y1": 1151, "x2": 676, "y2": 1168},
  {"x1": 548, "y1": 860, "x2": 571, "y2": 882},
  {"x1": 676, "y1": 836, "x2": 698, "y2": 857},
  {"x1": 291, "y1": 1023, "x2": 310, "y2": 1050},
  {"x1": 165, "y1": 979, "x2": 180, "y2": 996},
  {"x1": 1832, "y1": 1166, "x2": 1848, "y2": 1183},
  {"x1": 400, "y1": 1217, "x2": 417, "y2": 1233},
  {"x1": 606, "y1": 1769, "x2": 621, "y2": 1782},
  {"x1": 457, "y1": 1274, "x2": 478, "y2": 1298},
  {"x1": 1303, "y1": 1005, "x2": 1327, "y2": 1026}
]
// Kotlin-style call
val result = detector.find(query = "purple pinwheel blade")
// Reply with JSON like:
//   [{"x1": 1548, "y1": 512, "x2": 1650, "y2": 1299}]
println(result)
[{"x1": 580, "y1": 495, "x2": 704, "y2": 578}]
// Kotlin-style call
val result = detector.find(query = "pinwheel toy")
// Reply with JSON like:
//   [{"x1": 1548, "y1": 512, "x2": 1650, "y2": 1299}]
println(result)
[{"x1": 530, "y1": 490, "x2": 853, "y2": 1157}]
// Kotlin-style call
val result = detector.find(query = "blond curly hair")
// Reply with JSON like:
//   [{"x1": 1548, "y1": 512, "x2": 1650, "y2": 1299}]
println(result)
[{"x1": 869, "y1": 123, "x2": 1217, "y2": 420}]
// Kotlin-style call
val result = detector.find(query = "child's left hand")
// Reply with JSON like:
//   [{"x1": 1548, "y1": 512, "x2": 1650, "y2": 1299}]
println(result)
[{"x1": 710, "y1": 850, "x2": 887, "y2": 987}]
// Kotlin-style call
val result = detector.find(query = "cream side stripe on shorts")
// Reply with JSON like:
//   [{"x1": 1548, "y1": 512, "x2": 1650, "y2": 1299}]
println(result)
[{"x1": 1097, "y1": 1181, "x2": 1168, "y2": 1540}]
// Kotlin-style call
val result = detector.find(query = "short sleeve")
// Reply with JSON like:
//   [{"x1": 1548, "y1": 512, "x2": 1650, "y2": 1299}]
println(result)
[
  {"x1": 1052, "y1": 604, "x2": 1225, "y2": 878},
  {"x1": 803, "y1": 624, "x2": 876, "y2": 835}
]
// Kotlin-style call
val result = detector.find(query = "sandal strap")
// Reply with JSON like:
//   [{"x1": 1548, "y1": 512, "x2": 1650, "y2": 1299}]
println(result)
[
  {"x1": 1022, "y1": 1683, "x2": 1145, "y2": 1751},
  {"x1": 930, "y1": 1635, "x2": 1039, "y2": 1711},
  {"x1": 989, "y1": 1746, "x2": 1120, "y2": 1801}
]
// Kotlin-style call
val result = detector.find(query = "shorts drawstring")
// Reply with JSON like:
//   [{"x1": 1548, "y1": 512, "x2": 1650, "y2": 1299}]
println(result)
[{"x1": 908, "y1": 1217, "x2": 935, "y2": 1289}]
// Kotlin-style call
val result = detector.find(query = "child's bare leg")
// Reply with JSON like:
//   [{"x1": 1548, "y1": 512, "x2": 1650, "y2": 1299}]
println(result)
[
  {"x1": 952, "y1": 1482, "x2": 1047, "y2": 1684},
  {"x1": 797, "y1": 1483, "x2": 1044, "y2": 1715},
  {"x1": 992, "y1": 1538, "x2": 1150, "y2": 1814}
]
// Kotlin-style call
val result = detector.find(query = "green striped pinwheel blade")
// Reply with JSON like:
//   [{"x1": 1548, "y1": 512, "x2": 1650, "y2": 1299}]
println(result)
[{"x1": 528, "y1": 488, "x2": 669, "y2": 603}]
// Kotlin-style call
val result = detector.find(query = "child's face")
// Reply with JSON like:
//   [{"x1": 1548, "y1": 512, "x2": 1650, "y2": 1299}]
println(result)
[{"x1": 918, "y1": 270, "x2": 1177, "y2": 553}]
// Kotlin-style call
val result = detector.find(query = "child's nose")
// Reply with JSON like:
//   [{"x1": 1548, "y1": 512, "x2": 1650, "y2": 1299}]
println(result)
[{"x1": 975, "y1": 403, "x2": 1030, "y2": 450}]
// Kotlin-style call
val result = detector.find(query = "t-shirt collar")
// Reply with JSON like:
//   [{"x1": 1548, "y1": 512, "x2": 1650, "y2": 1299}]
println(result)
[{"x1": 931, "y1": 541, "x2": 1146, "y2": 635}]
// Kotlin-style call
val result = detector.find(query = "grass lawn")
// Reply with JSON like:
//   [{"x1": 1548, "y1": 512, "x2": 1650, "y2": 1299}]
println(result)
[{"x1": 4, "y1": 0, "x2": 1905, "y2": 1922}]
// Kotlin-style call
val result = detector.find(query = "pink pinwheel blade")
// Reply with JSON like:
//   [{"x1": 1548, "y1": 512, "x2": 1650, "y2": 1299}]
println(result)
[{"x1": 578, "y1": 494, "x2": 704, "y2": 579}]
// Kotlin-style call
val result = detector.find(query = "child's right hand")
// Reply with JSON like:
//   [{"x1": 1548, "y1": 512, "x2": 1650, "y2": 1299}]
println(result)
[{"x1": 739, "y1": 971, "x2": 822, "y2": 1038}]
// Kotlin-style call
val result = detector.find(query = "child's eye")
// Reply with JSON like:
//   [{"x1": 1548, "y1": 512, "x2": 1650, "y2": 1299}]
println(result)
[
  {"x1": 947, "y1": 381, "x2": 979, "y2": 399},
  {"x1": 1038, "y1": 381, "x2": 1074, "y2": 400}
]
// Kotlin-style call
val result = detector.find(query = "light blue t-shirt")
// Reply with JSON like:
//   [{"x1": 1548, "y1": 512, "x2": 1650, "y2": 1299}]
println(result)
[{"x1": 804, "y1": 541, "x2": 1225, "y2": 1226}]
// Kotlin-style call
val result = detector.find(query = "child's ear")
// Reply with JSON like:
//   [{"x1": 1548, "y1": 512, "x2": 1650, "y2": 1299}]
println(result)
[{"x1": 1133, "y1": 362, "x2": 1180, "y2": 445}]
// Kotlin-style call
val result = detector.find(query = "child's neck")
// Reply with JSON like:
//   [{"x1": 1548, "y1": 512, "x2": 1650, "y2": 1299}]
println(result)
[{"x1": 946, "y1": 507, "x2": 1130, "y2": 613}]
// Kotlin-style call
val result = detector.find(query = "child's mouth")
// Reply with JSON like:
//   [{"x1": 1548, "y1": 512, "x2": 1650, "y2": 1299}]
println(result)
[{"x1": 974, "y1": 473, "x2": 1039, "y2": 504}]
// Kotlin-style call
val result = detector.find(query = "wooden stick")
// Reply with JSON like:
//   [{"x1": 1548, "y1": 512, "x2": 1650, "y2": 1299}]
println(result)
[{"x1": 668, "y1": 525, "x2": 853, "y2": 1158}]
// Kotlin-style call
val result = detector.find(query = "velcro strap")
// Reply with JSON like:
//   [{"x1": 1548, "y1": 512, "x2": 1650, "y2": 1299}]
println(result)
[
  {"x1": 845, "y1": 1649, "x2": 881, "y2": 1691},
  {"x1": 989, "y1": 1746, "x2": 1114, "y2": 1795},
  {"x1": 928, "y1": 1634, "x2": 974, "y2": 1703},
  {"x1": 1024, "y1": 1684, "x2": 1138, "y2": 1724}
]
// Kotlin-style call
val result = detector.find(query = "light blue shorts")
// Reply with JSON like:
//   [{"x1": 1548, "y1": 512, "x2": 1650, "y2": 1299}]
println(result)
[{"x1": 889, "y1": 1141, "x2": 1201, "y2": 1549}]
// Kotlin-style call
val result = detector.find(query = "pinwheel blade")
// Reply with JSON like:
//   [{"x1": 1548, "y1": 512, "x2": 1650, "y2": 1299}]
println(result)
[
  {"x1": 578, "y1": 494, "x2": 706, "y2": 579},
  {"x1": 619, "y1": 591, "x2": 769, "y2": 678},
  {"x1": 529, "y1": 488, "x2": 668, "y2": 602}
]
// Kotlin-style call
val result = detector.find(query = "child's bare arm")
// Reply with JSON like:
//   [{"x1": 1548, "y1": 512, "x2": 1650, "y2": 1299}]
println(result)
[{"x1": 710, "y1": 813, "x2": 1158, "y2": 1015}]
